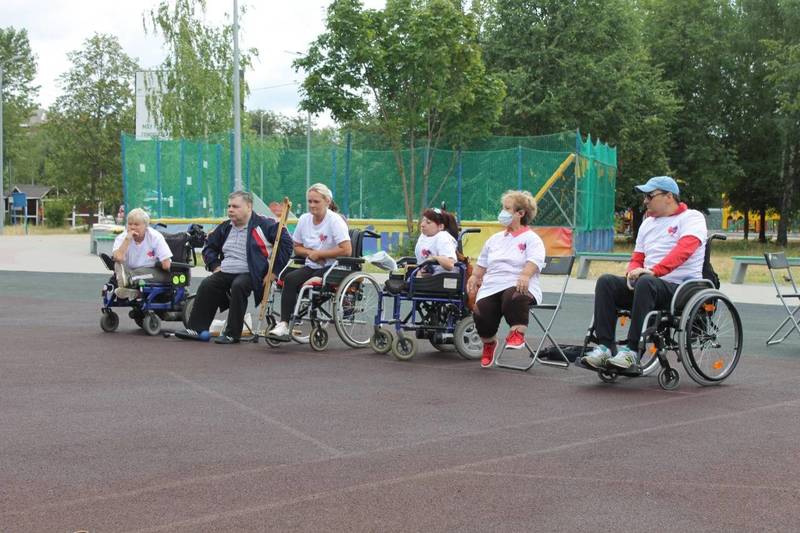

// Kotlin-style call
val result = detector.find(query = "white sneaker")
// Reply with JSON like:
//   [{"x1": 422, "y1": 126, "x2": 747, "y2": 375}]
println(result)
[
  {"x1": 582, "y1": 345, "x2": 611, "y2": 369},
  {"x1": 268, "y1": 321, "x2": 290, "y2": 339},
  {"x1": 607, "y1": 346, "x2": 639, "y2": 369},
  {"x1": 115, "y1": 287, "x2": 141, "y2": 300}
]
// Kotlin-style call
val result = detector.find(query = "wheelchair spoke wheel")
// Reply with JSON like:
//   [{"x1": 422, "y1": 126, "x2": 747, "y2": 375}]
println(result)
[
  {"x1": 181, "y1": 295, "x2": 195, "y2": 328},
  {"x1": 142, "y1": 312, "x2": 162, "y2": 336},
  {"x1": 310, "y1": 327, "x2": 329, "y2": 351},
  {"x1": 453, "y1": 316, "x2": 482, "y2": 360},
  {"x1": 657, "y1": 367, "x2": 680, "y2": 390},
  {"x1": 679, "y1": 291, "x2": 742, "y2": 386},
  {"x1": 100, "y1": 311, "x2": 119, "y2": 333},
  {"x1": 369, "y1": 329, "x2": 394, "y2": 354},
  {"x1": 391, "y1": 335, "x2": 417, "y2": 361},
  {"x1": 333, "y1": 272, "x2": 382, "y2": 348}
]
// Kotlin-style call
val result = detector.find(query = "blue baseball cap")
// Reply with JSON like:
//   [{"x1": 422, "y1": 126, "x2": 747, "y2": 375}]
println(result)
[{"x1": 635, "y1": 176, "x2": 680, "y2": 195}]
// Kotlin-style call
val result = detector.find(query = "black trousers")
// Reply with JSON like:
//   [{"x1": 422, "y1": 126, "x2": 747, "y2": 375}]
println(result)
[
  {"x1": 280, "y1": 266, "x2": 326, "y2": 322},
  {"x1": 593, "y1": 274, "x2": 678, "y2": 351},
  {"x1": 473, "y1": 287, "x2": 535, "y2": 339},
  {"x1": 189, "y1": 271, "x2": 252, "y2": 338}
]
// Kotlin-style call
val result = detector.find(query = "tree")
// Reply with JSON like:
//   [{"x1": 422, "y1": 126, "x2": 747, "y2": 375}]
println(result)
[
  {"x1": 482, "y1": 0, "x2": 679, "y2": 226},
  {"x1": 295, "y1": 0, "x2": 506, "y2": 233},
  {"x1": 246, "y1": 110, "x2": 309, "y2": 138},
  {"x1": 143, "y1": 0, "x2": 256, "y2": 139},
  {"x1": 641, "y1": 0, "x2": 742, "y2": 213},
  {"x1": 0, "y1": 27, "x2": 39, "y2": 190},
  {"x1": 46, "y1": 33, "x2": 138, "y2": 210}
]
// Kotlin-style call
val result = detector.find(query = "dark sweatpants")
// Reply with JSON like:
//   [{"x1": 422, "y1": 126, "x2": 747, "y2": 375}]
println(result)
[
  {"x1": 279, "y1": 266, "x2": 326, "y2": 322},
  {"x1": 473, "y1": 287, "x2": 535, "y2": 339},
  {"x1": 593, "y1": 274, "x2": 678, "y2": 352},
  {"x1": 189, "y1": 271, "x2": 252, "y2": 338}
]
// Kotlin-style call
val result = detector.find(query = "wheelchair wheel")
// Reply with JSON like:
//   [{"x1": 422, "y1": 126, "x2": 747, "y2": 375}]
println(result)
[
  {"x1": 333, "y1": 272, "x2": 382, "y2": 348},
  {"x1": 678, "y1": 291, "x2": 742, "y2": 386},
  {"x1": 100, "y1": 311, "x2": 119, "y2": 333},
  {"x1": 310, "y1": 327, "x2": 329, "y2": 352},
  {"x1": 453, "y1": 316, "x2": 482, "y2": 360},
  {"x1": 658, "y1": 367, "x2": 680, "y2": 391},
  {"x1": 181, "y1": 295, "x2": 195, "y2": 328},
  {"x1": 391, "y1": 335, "x2": 417, "y2": 361},
  {"x1": 142, "y1": 312, "x2": 162, "y2": 336},
  {"x1": 598, "y1": 369, "x2": 617, "y2": 383},
  {"x1": 369, "y1": 329, "x2": 393, "y2": 354}
]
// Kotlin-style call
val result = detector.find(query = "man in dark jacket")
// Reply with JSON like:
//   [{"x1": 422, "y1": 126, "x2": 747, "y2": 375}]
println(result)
[{"x1": 183, "y1": 190, "x2": 293, "y2": 344}]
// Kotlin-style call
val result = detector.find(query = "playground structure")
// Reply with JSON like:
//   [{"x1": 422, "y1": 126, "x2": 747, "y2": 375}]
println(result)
[{"x1": 121, "y1": 130, "x2": 617, "y2": 252}]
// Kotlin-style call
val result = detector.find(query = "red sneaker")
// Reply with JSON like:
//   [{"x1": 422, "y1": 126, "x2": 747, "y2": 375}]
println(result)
[
  {"x1": 505, "y1": 330, "x2": 526, "y2": 350},
  {"x1": 480, "y1": 341, "x2": 497, "y2": 368}
]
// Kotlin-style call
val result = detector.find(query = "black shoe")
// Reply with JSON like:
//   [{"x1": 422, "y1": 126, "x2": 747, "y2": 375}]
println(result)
[{"x1": 214, "y1": 334, "x2": 240, "y2": 345}]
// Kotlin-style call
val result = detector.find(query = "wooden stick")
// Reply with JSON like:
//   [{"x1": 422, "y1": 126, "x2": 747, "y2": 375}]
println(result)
[{"x1": 258, "y1": 196, "x2": 292, "y2": 326}]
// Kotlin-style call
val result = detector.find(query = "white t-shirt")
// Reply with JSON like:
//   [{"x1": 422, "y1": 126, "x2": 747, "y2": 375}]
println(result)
[
  {"x1": 476, "y1": 227, "x2": 546, "y2": 304},
  {"x1": 636, "y1": 207, "x2": 707, "y2": 284},
  {"x1": 112, "y1": 227, "x2": 173, "y2": 270},
  {"x1": 415, "y1": 231, "x2": 458, "y2": 275},
  {"x1": 292, "y1": 210, "x2": 351, "y2": 269}
]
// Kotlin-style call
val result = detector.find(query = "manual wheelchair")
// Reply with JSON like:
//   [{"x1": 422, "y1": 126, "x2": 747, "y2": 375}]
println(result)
[
  {"x1": 99, "y1": 224, "x2": 206, "y2": 336},
  {"x1": 261, "y1": 228, "x2": 380, "y2": 351},
  {"x1": 338, "y1": 228, "x2": 483, "y2": 361},
  {"x1": 580, "y1": 234, "x2": 742, "y2": 390}
]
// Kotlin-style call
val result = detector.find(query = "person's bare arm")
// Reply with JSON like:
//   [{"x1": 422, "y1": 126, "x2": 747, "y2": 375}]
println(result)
[{"x1": 466, "y1": 265, "x2": 487, "y2": 296}]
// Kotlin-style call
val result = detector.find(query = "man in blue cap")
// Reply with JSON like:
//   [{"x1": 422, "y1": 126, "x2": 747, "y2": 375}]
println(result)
[{"x1": 582, "y1": 176, "x2": 708, "y2": 370}]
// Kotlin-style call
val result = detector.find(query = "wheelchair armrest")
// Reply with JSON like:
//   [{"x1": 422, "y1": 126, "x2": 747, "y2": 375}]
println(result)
[
  {"x1": 397, "y1": 256, "x2": 417, "y2": 267},
  {"x1": 169, "y1": 262, "x2": 192, "y2": 272},
  {"x1": 335, "y1": 256, "x2": 365, "y2": 266},
  {"x1": 99, "y1": 253, "x2": 115, "y2": 271},
  {"x1": 290, "y1": 256, "x2": 306, "y2": 265},
  {"x1": 362, "y1": 229, "x2": 379, "y2": 239}
]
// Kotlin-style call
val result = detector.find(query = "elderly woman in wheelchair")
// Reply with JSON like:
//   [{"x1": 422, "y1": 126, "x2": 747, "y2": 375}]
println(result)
[
  {"x1": 580, "y1": 176, "x2": 742, "y2": 390},
  {"x1": 100, "y1": 208, "x2": 205, "y2": 335}
]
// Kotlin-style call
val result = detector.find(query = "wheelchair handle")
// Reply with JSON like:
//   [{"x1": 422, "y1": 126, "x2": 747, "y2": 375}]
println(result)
[
  {"x1": 361, "y1": 229, "x2": 380, "y2": 239},
  {"x1": 709, "y1": 233, "x2": 727, "y2": 241}
]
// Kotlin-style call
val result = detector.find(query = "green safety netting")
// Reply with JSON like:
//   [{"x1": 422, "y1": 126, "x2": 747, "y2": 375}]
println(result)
[{"x1": 122, "y1": 130, "x2": 616, "y2": 232}]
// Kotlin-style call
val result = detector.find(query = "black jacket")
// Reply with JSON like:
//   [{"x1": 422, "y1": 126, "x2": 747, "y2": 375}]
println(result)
[{"x1": 202, "y1": 213, "x2": 293, "y2": 303}]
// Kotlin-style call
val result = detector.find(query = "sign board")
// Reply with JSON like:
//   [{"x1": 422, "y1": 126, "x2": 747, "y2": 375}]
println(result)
[{"x1": 135, "y1": 71, "x2": 167, "y2": 140}]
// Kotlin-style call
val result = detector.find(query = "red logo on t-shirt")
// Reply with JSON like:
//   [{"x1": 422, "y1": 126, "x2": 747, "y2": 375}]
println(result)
[
  {"x1": 517, "y1": 243, "x2": 527, "y2": 252},
  {"x1": 319, "y1": 234, "x2": 329, "y2": 243},
  {"x1": 147, "y1": 250, "x2": 156, "y2": 258},
  {"x1": 667, "y1": 226, "x2": 678, "y2": 236},
  {"x1": 421, "y1": 248, "x2": 431, "y2": 257}
]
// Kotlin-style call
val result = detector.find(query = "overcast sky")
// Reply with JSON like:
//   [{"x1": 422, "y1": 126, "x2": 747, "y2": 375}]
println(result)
[{"x1": 6, "y1": 0, "x2": 385, "y2": 127}]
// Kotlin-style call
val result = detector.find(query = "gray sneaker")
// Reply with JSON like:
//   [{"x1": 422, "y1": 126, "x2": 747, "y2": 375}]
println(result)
[
  {"x1": 582, "y1": 345, "x2": 611, "y2": 369},
  {"x1": 607, "y1": 346, "x2": 639, "y2": 369},
  {"x1": 114, "y1": 287, "x2": 141, "y2": 300}
]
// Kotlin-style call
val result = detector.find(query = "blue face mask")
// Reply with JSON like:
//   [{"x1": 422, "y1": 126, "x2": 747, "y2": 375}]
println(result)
[{"x1": 498, "y1": 210, "x2": 514, "y2": 226}]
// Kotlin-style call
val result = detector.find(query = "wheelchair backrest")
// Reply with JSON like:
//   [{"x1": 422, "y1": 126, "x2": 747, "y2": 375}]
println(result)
[
  {"x1": 702, "y1": 233, "x2": 725, "y2": 289},
  {"x1": 161, "y1": 232, "x2": 191, "y2": 263},
  {"x1": 349, "y1": 229, "x2": 365, "y2": 257}
]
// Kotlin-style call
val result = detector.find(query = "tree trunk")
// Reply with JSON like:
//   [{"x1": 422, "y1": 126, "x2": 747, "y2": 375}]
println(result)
[
  {"x1": 631, "y1": 206, "x2": 645, "y2": 241},
  {"x1": 743, "y1": 209, "x2": 749, "y2": 241},
  {"x1": 758, "y1": 208, "x2": 767, "y2": 243},
  {"x1": 777, "y1": 137, "x2": 794, "y2": 247}
]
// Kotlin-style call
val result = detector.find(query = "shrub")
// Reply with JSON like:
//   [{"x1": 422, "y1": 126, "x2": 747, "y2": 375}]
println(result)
[{"x1": 44, "y1": 200, "x2": 71, "y2": 228}]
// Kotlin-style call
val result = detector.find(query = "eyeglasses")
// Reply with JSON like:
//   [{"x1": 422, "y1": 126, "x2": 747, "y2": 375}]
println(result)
[{"x1": 643, "y1": 191, "x2": 668, "y2": 201}]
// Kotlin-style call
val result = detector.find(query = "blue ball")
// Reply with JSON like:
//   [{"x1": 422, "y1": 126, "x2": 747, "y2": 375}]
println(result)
[{"x1": 199, "y1": 330, "x2": 211, "y2": 341}]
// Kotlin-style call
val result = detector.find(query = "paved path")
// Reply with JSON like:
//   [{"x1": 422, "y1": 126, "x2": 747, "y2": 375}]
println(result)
[{"x1": 1, "y1": 270, "x2": 798, "y2": 531}]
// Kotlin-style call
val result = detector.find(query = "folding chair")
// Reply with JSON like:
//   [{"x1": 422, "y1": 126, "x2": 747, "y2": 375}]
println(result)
[
  {"x1": 764, "y1": 252, "x2": 800, "y2": 346},
  {"x1": 495, "y1": 255, "x2": 575, "y2": 371}
]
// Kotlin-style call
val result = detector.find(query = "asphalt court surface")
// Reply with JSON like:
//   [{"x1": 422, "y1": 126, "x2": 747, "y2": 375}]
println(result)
[{"x1": 1, "y1": 271, "x2": 799, "y2": 532}]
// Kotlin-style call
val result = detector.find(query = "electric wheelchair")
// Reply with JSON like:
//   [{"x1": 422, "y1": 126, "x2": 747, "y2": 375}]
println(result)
[
  {"x1": 580, "y1": 234, "x2": 742, "y2": 390},
  {"x1": 261, "y1": 228, "x2": 380, "y2": 351},
  {"x1": 338, "y1": 228, "x2": 483, "y2": 361},
  {"x1": 99, "y1": 224, "x2": 206, "y2": 336}
]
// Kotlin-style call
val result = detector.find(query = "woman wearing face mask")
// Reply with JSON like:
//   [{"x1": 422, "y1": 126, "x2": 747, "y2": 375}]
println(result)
[
  {"x1": 466, "y1": 190, "x2": 546, "y2": 368},
  {"x1": 414, "y1": 207, "x2": 459, "y2": 276}
]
